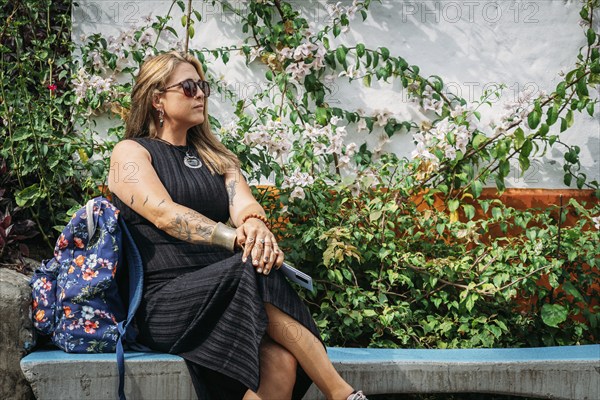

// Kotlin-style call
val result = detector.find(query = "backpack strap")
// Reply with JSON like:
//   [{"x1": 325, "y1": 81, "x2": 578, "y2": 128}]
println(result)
[
  {"x1": 85, "y1": 199, "x2": 97, "y2": 239},
  {"x1": 116, "y1": 218, "x2": 145, "y2": 400}
]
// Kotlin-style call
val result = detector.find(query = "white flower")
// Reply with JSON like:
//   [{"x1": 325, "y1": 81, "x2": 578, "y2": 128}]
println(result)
[
  {"x1": 289, "y1": 187, "x2": 306, "y2": 201},
  {"x1": 423, "y1": 98, "x2": 443, "y2": 114},
  {"x1": 450, "y1": 105, "x2": 465, "y2": 119},
  {"x1": 338, "y1": 65, "x2": 359, "y2": 79},
  {"x1": 286, "y1": 62, "x2": 312, "y2": 81},
  {"x1": 356, "y1": 118, "x2": 368, "y2": 132},
  {"x1": 592, "y1": 216, "x2": 600, "y2": 230},
  {"x1": 444, "y1": 145, "x2": 456, "y2": 160},
  {"x1": 282, "y1": 169, "x2": 315, "y2": 189},
  {"x1": 375, "y1": 109, "x2": 391, "y2": 127},
  {"x1": 278, "y1": 47, "x2": 294, "y2": 60},
  {"x1": 347, "y1": 5, "x2": 358, "y2": 19},
  {"x1": 143, "y1": 47, "x2": 156, "y2": 60},
  {"x1": 327, "y1": 1, "x2": 345, "y2": 20},
  {"x1": 248, "y1": 46, "x2": 263, "y2": 63},
  {"x1": 81, "y1": 306, "x2": 95, "y2": 320},
  {"x1": 294, "y1": 43, "x2": 314, "y2": 60},
  {"x1": 346, "y1": 142, "x2": 358, "y2": 156},
  {"x1": 138, "y1": 30, "x2": 153, "y2": 46},
  {"x1": 338, "y1": 155, "x2": 351, "y2": 167}
]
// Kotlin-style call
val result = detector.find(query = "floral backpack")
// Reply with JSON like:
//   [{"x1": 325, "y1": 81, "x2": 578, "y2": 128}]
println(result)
[{"x1": 30, "y1": 196, "x2": 144, "y2": 400}]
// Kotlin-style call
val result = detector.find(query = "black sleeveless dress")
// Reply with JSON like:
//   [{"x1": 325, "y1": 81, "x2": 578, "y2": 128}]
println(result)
[{"x1": 113, "y1": 138, "x2": 322, "y2": 399}]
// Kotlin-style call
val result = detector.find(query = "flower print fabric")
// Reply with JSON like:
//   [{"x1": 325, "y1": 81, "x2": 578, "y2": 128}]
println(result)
[{"x1": 30, "y1": 198, "x2": 127, "y2": 353}]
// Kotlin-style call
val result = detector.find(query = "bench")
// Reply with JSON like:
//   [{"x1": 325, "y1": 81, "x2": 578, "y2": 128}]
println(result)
[{"x1": 21, "y1": 345, "x2": 600, "y2": 399}]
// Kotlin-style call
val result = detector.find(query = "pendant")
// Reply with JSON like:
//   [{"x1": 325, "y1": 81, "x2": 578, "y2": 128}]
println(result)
[{"x1": 184, "y1": 153, "x2": 202, "y2": 169}]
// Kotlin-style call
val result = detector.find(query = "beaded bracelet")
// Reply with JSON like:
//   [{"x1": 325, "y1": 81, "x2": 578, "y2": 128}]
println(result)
[{"x1": 242, "y1": 213, "x2": 269, "y2": 227}]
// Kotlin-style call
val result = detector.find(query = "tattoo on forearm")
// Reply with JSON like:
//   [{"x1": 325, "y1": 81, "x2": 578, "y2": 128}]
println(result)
[
  {"x1": 167, "y1": 211, "x2": 214, "y2": 243},
  {"x1": 158, "y1": 199, "x2": 165, "y2": 207},
  {"x1": 143, "y1": 195, "x2": 149, "y2": 206},
  {"x1": 226, "y1": 180, "x2": 237, "y2": 206},
  {"x1": 130, "y1": 195, "x2": 134, "y2": 206}
]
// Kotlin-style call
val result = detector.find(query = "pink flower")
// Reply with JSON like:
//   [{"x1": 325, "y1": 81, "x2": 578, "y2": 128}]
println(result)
[{"x1": 47, "y1": 84, "x2": 57, "y2": 91}]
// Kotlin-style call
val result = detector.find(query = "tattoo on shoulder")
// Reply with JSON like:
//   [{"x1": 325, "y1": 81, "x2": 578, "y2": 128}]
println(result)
[
  {"x1": 168, "y1": 211, "x2": 213, "y2": 243},
  {"x1": 157, "y1": 199, "x2": 166, "y2": 207},
  {"x1": 130, "y1": 195, "x2": 134, "y2": 206},
  {"x1": 226, "y1": 180, "x2": 237, "y2": 206},
  {"x1": 143, "y1": 195, "x2": 149, "y2": 206}
]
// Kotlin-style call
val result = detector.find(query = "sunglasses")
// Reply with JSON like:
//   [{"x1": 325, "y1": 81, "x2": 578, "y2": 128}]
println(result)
[{"x1": 162, "y1": 79, "x2": 211, "y2": 98}]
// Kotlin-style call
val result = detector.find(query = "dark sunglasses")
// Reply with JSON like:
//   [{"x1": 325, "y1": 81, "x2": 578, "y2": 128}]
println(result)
[{"x1": 162, "y1": 79, "x2": 210, "y2": 98}]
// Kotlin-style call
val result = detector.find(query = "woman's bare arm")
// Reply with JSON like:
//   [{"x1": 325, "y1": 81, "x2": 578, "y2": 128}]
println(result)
[
  {"x1": 224, "y1": 169, "x2": 266, "y2": 227},
  {"x1": 108, "y1": 140, "x2": 217, "y2": 245}
]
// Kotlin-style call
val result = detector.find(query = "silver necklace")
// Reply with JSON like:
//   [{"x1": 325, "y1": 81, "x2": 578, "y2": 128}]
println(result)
[{"x1": 154, "y1": 138, "x2": 202, "y2": 169}]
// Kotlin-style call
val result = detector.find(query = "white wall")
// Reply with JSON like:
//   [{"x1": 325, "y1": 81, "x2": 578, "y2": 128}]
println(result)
[{"x1": 73, "y1": 0, "x2": 600, "y2": 189}]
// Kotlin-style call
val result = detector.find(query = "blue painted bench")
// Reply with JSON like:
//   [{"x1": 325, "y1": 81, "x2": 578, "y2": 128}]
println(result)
[{"x1": 21, "y1": 345, "x2": 600, "y2": 399}]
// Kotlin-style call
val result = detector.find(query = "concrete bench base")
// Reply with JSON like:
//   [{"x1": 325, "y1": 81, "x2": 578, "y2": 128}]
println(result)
[{"x1": 21, "y1": 345, "x2": 600, "y2": 400}]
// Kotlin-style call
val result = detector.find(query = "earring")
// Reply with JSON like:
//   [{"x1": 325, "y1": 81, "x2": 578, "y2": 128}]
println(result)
[{"x1": 158, "y1": 108, "x2": 164, "y2": 128}]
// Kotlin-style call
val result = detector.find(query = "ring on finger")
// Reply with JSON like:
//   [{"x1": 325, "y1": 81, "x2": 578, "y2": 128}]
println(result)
[{"x1": 247, "y1": 237, "x2": 255, "y2": 243}]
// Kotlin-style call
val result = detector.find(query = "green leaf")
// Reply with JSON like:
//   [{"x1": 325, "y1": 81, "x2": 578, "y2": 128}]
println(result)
[
  {"x1": 462, "y1": 204, "x2": 475, "y2": 220},
  {"x1": 562, "y1": 281, "x2": 585, "y2": 302},
  {"x1": 333, "y1": 24, "x2": 341, "y2": 37},
  {"x1": 336, "y1": 47, "x2": 347, "y2": 64},
  {"x1": 363, "y1": 309, "x2": 377, "y2": 317},
  {"x1": 363, "y1": 74, "x2": 372, "y2": 87},
  {"x1": 565, "y1": 110, "x2": 574, "y2": 128},
  {"x1": 448, "y1": 199, "x2": 460, "y2": 212},
  {"x1": 356, "y1": 43, "x2": 365, "y2": 57},
  {"x1": 565, "y1": 149, "x2": 579, "y2": 164},
  {"x1": 15, "y1": 184, "x2": 42, "y2": 208},
  {"x1": 560, "y1": 117, "x2": 567, "y2": 133},
  {"x1": 514, "y1": 128, "x2": 525, "y2": 148},
  {"x1": 472, "y1": 133, "x2": 487, "y2": 149},
  {"x1": 588, "y1": 28, "x2": 596, "y2": 46},
  {"x1": 527, "y1": 110, "x2": 540, "y2": 129},
  {"x1": 316, "y1": 107, "x2": 329, "y2": 126},
  {"x1": 370, "y1": 210, "x2": 382, "y2": 222},
  {"x1": 556, "y1": 82, "x2": 566, "y2": 98},
  {"x1": 586, "y1": 101, "x2": 595, "y2": 117},
  {"x1": 541, "y1": 304, "x2": 568, "y2": 328},
  {"x1": 380, "y1": 47, "x2": 390, "y2": 61},
  {"x1": 436, "y1": 223, "x2": 445, "y2": 236},
  {"x1": 576, "y1": 76, "x2": 589, "y2": 97},
  {"x1": 547, "y1": 104, "x2": 559, "y2": 126},
  {"x1": 564, "y1": 173, "x2": 572, "y2": 186},
  {"x1": 471, "y1": 180, "x2": 483, "y2": 198}
]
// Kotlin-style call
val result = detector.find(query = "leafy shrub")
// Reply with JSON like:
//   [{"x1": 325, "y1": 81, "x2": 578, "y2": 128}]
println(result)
[{"x1": 1, "y1": 0, "x2": 598, "y2": 347}]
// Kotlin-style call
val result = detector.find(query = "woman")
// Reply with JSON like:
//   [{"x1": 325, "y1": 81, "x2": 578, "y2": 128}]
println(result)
[{"x1": 108, "y1": 51, "x2": 368, "y2": 400}]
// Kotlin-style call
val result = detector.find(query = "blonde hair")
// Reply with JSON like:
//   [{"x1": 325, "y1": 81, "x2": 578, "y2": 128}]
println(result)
[{"x1": 125, "y1": 51, "x2": 239, "y2": 174}]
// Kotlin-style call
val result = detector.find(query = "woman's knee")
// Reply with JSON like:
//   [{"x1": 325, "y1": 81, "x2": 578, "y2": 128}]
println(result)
[{"x1": 261, "y1": 338, "x2": 298, "y2": 378}]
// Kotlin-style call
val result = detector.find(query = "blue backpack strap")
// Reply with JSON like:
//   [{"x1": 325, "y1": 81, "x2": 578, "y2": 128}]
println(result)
[{"x1": 116, "y1": 218, "x2": 145, "y2": 400}]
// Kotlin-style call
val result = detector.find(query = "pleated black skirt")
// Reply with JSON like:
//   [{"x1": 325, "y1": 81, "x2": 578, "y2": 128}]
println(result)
[{"x1": 134, "y1": 253, "x2": 322, "y2": 399}]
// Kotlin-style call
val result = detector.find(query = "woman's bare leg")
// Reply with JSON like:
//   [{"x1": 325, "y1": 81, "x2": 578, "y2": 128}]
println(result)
[
  {"x1": 263, "y1": 303, "x2": 354, "y2": 400},
  {"x1": 243, "y1": 336, "x2": 298, "y2": 400}
]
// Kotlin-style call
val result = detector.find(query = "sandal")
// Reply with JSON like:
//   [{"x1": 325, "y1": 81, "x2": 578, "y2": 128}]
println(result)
[{"x1": 346, "y1": 390, "x2": 369, "y2": 400}]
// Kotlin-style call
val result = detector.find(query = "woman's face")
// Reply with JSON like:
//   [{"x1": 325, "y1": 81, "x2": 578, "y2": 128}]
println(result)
[{"x1": 159, "y1": 62, "x2": 206, "y2": 131}]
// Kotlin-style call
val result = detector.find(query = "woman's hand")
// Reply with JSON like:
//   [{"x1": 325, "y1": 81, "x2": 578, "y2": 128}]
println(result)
[{"x1": 236, "y1": 218, "x2": 284, "y2": 275}]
